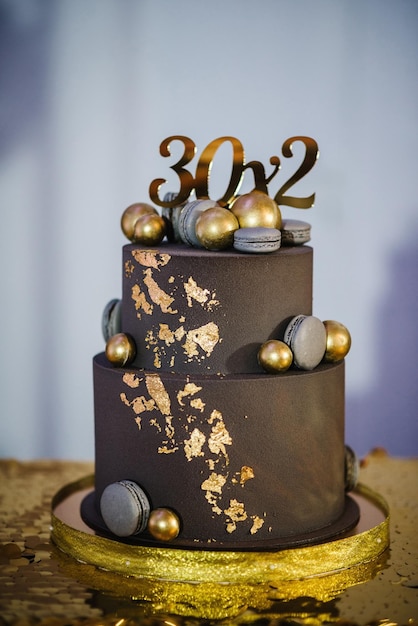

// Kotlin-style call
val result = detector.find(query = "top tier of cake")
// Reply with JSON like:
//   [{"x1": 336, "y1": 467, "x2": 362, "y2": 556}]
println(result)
[{"x1": 122, "y1": 243, "x2": 312, "y2": 375}]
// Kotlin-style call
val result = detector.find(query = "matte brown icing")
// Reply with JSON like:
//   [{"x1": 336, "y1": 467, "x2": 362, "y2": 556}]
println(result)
[
  {"x1": 91, "y1": 354, "x2": 346, "y2": 548},
  {"x1": 87, "y1": 243, "x2": 355, "y2": 549},
  {"x1": 121, "y1": 243, "x2": 313, "y2": 375}
]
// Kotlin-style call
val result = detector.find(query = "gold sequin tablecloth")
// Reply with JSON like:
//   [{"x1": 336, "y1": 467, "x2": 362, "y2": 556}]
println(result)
[{"x1": 0, "y1": 451, "x2": 417, "y2": 625}]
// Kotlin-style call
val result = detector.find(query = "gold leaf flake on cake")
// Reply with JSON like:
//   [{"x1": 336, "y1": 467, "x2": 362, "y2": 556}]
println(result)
[
  {"x1": 144, "y1": 330, "x2": 163, "y2": 368},
  {"x1": 145, "y1": 374, "x2": 171, "y2": 416},
  {"x1": 201, "y1": 472, "x2": 226, "y2": 494},
  {"x1": 204, "y1": 492, "x2": 223, "y2": 516},
  {"x1": 201, "y1": 471, "x2": 228, "y2": 512},
  {"x1": 184, "y1": 277, "x2": 219, "y2": 310},
  {"x1": 125, "y1": 260, "x2": 135, "y2": 277},
  {"x1": 122, "y1": 373, "x2": 141, "y2": 388},
  {"x1": 145, "y1": 329, "x2": 157, "y2": 346},
  {"x1": 250, "y1": 515, "x2": 265, "y2": 535},
  {"x1": 177, "y1": 382, "x2": 203, "y2": 406},
  {"x1": 190, "y1": 398, "x2": 205, "y2": 412},
  {"x1": 206, "y1": 458, "x2": 216, "y2": 471},
  {"x1": 131, "y1": 284, "x2": 153, "y2": 318},
  {"x1": 158, "y1": 445, "x2": 179, "y2": 454},
  {"x1": 183, "y1": 277, "x2": 207, "y2": 306},
  {"x1": 150, "y1": 418, "x2": 162, "y2": 433},
  {"x1": 120, "y1": 392, "x2": 156, "y2": 415},
  {"x1": 153, "y1": 349, "x2": 162, "y2": 369},
  {"x1": 239, "y1": 465, "x2": 255, "y2": 486},
  {"x1": 143, "y1": 269, "x2": 178, "y2": 314},
  {"x1": 224, "y1": 499, "x2": 248, "y2": 533},
  {"x1": 131, "y1": 250, "x2": 171, "y2": 270},
  {"x1": 174, "y1": 326, "x2": 186, "y2": 341},
  {"x1": 184, "y1": 428, "x2": 206, "y2": 461},
  {"x1": 165, "y1": 415, "x2": 175, "y2": 440},
  {"x1": 207, "y1": 410, "x2": 232, "y2": 462},
  {"x1": 158, "y1": 323, "x2": 176, "y2": 346},
  {"x1": 182, "y1": 322, "x2": 220, "y2": 359}
]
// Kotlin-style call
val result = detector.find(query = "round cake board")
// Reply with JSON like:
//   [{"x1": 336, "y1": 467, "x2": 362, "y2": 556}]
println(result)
[
  {"x1": 51, "y1": 476, "x2": 390, "y2": 620},
  {"x1": 80, "y1": 489, "x2": 360, "y2": 551}
]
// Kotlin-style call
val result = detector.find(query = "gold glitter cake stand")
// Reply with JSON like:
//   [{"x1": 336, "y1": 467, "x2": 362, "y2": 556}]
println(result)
[
  {"x1": 2, "y1": 453, "x2": 417, "y2": 625},
  {"x1": 50, "y1": 472, "x2": 390, "y2": 620}
]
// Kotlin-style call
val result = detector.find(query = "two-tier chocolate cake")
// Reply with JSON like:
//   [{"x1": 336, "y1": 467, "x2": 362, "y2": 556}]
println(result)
[{"x1": 80, "y1": 135, "x2": 360, "y2": 551}]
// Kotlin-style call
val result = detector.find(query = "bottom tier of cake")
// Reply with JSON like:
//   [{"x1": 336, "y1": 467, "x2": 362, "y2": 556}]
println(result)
[{"x1": 84, "y1": 354, "x2": 354, "y2": 549}]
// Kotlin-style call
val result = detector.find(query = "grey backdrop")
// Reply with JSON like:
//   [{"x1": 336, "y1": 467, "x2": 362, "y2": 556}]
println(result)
[{"x1": 1, "y1": 0, "x2": 417, "y2": 459}]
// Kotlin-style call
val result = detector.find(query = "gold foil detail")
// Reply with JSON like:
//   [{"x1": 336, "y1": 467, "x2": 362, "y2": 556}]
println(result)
[
  {"x1": 158, "y1": 445, "x2": 179, "y2": 454},
  {"x1": 177, "y1": 382, "x2": 203, "y2": 406},
  {"x1": 191, "y1": 397, "x2": 205, "y2": 412},
  {"x1": 143, "y1": 268, "x2": 178, "y2": 314},
  {"x1": 124, "y1": 259, "x2": 135, "y2": 277},
  {"x1": 158, "y1": 323, "x2": 175, "y2": 345},
  {"x1": 174, "y1": 325, "x2": 186, "y2": 341},
  {"x1": 183, "y1": 322, "x2": 219, "y2": 359},
  {"x1": 225, "y1": 499, "x2": 248, "y2": 534},
  {"x1": 131, "y1": 249, "x2": 171, "y2": 270},
  {"x1": 208, "y1": 410, "x2": 232, "y2": 461},
  {"x1": 149, "y1": 418, "x2": 162, "y2": 432},
  {"x1": 184, "y1": 428, "x2": 206, "y2": 461},
  {"x1": 165, "y1": 416, "x2": 175, "y2": 439},
  {"x1": 250, "y1": 515, "x2": 265, "y2": 534},
  {"x1": 153, "y1": 350, "x2": 161, "y2": 368},
  {"x1": 184, "y1": 277, "x2": 220, "y2": 310},
  {"x1": 131, "y1": 284, "x2": 153, "y2": 318},
  {"x1": 239, "y1": 465, "x2": 255, "y2": 485},
  {"x1": 120, "y1": 392, "x2": 155, "y2": 416},
  {"x1": 122, "y1": 372, "x2": 141, "y2": 388},
  {"x1": 201, "y1": 472, "x2": 227, "y2": 494},
  {"x1": 145, "y1": 374, "x2": 171, "y2": 416}
]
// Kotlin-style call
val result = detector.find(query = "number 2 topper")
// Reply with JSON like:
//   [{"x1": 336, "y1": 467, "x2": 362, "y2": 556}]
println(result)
[{"x1": 149, "y1": 135, "x2": 319, "y2": 209}]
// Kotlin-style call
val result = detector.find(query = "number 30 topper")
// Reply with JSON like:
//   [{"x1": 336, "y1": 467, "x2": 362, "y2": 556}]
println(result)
[{"x1": 149, "y1": 135, "x2": 319, "y2": 209}]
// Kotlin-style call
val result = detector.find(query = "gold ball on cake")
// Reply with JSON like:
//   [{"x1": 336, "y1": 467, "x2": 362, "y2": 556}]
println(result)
[
  {"x1": 258, "y1": 340, "x2": 293, "y2": 373},
  {"x1": 132, "y1": 213, "x2": 166, "y2": 246},
  {"x1": 121, "y1": 203, "x2": 158, "y2": 240},
  {"x1": 148, "y1": 508, "x2": 180, "y2": 542},
  {"x1": 105, "y1": 333, "x2": 136, "y2": 367},
  {"x1": 323, "y1": 320, "x2": 351, "y2": 362},
  {"x1": 230, "y1": 190, "x2": 282, "y2": 230},
  {"x1": 195, "y1": 206, "x2": 239, "y2": 250}
]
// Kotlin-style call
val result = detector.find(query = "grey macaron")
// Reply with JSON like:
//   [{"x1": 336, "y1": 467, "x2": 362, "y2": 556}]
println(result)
[
  {"x1": 100, "y1": 480, "x2": 151, "y2": 537},
  {"x1": 233, "y1": 227, "x2": 281, "y2": 253}
]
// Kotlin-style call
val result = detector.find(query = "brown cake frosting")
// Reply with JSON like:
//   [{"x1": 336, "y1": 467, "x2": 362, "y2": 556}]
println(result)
[{"x1": 82, "y1": 241, "x2": 358, "y2": 550}]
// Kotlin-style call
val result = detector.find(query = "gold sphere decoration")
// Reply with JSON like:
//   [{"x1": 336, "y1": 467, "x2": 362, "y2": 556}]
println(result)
[
  {"x1": 258, "y1": 340, "x2": 293, "y2": 373},
  {"x1": 148, "y1": 508, "x2": 180, "y2": 542},
  {"x1": 323, "y1": 320, "x2": 351, "y2": 362},
  {"x1": 132, "y1": 213, "x2": 166, "y2": 246},
  {"x1": 230, "y1": 190, "x2": 282, "y2": 230},
  {"x1": 195, "y1": 206, "x2": 239, "y2": 250},
  {"x1": 121, "y1": 203, "x2": 158, "y2": 240},
  {"x1": 105, "y1": 333, "x2": 136, "y2": 367}
]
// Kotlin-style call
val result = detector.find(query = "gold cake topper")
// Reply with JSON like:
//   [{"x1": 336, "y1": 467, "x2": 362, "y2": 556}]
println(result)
[{"x1": 149, "y1": 135, "x2": 319, "y2": 209}]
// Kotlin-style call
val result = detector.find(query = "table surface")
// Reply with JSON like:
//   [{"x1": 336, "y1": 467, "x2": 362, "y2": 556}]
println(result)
[{"x1": 0, "y1": 450, "x2": 417, "y2": 625}]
